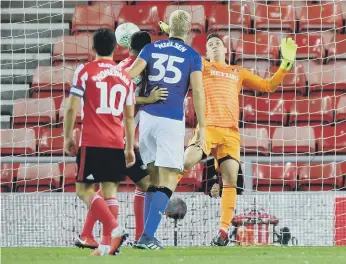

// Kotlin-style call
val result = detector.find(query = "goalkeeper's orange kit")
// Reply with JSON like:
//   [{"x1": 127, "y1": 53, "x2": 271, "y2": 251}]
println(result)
[{"x1": 189, "y1": 59, "x2": 288, "y2": 162}]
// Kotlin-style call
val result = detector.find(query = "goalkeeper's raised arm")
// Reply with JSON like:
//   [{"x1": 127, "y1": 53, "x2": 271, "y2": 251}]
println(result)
[{"x1": 242, "y1": 37, "x2": 298, "y2": 93}]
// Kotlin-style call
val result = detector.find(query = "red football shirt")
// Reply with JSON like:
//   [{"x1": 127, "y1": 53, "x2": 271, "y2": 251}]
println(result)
[{"x1": 70, "y1": 59, "x2": 135, "y2": 149}]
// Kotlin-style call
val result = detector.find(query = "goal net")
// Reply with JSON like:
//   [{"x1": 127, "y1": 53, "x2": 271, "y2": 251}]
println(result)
[{"x1": 1, "y1": 0, "x2": 346, "y2": 247}]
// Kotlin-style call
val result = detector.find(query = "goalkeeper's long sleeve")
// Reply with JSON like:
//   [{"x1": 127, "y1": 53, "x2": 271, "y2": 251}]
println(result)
[{"x1": 241, "y1": 67, "x2": 288, "y2": 93}]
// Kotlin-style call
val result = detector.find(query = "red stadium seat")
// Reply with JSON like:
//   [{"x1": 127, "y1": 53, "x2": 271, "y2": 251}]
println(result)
[
  {"x1": 255, "y1": 4, "x2": 296, "y2": 32},
  {"x1": 53, "y1": 33, "x2": 95, "y2": 65},
  {"x1": 38, "y1": 127, "x2": 81, "y2": 156},
  {"x1": 59, "y1": 99, "x2": 82, "y2": 127},
  {"x1": 163, "y1": 5, "x2": 206, "y2": 33},
  {"x1": 0, "y1": 163, "x2": 19, "y2": 192},
  {"x1": 184, "y1": 91, "x2": 195, "y2": 127},
  {"x1": 208, "y1": 4, "x2": 251, "y2": 32},
  {"x1": 150, "y1": 34, "x2": 169, "y2": 42},
  {"x1": 242, "y1": 95, "x2": 288, "y2": 125},
  {"x1": 299, "y1": 3, "x2": 343, "y2": 32},
  {"x1": 317, "y1": 123, "x2": 346, "y2": 154},
  {"x1": 289, "y1": 96, "x2": 334, "y2": 126},
  {"x1": 253, "y1": 163, "x2": 297, "y2": 191},
  {"x1": 308, "y1": 62, "x2": 346, "y2": 95},
  {"x1": 12, "y1": 98, "x2": 56, "y2": 128},
  {"x1": 293, "y1": 34, "x2": 325, "y2": 61},
  {"x1": 31, "y1": 65, "x2": 76, "y2": 94},
  {"x1": 298, "y1": 163, "x2": 343, "y2": 191},
  {"x1": 327, "y1": 34, "x2": 346, "y2": 62},
  {"x1": 91, "y1": 1, "x2": 125, "y2": 21},
  {"x1": 0, "y1": 129, "x2": 36, "y2": 156},
  {"x1": 16, "y1": 163, "x2": 61, "y2": 192},
  {"x1": 72, "y1": 3, "x2": 115, "y2": 33},
  {"x1": 117, "y1": 5, "x2": 160, "y2": 33},
  {"x1": 60, "y1": 163, "x2": 77, "y2": 192},
  {"x1": 336, "y1": 95, "x2": 346, "y2": 122},
  {"x1": 234, "y1": 33, "x2": 280, "y2": 64},
  {"x1": 271, "y1": 126, "x2": 316, "y2": 154},
  {"x1": 240, "y1": 128, "x2": 270, "y2": 155},
  {"x1": 177, "y1": 163, "x2": 204, "y2": 192},
  {"x1": 190, "y1": 34, "x2": 208, "y2": 57},
  {"x1": 263, "y1": 64, "x2": 306, "y2": 95}
]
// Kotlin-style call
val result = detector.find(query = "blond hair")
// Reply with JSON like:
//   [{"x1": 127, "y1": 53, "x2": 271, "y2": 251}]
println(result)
[{"x1": 169, "y1": 10, "x2": 191, "y2": 38}]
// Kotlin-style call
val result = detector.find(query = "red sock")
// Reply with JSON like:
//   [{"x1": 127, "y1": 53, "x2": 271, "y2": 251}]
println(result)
[
  {"x1": 104, "y1": 197, "x2": 119, "y2": 223},
  {"x1": 134, "y1": 188, "x2": 146, "y2": 241},
  {"x1": 89, "y1": 194, "x2": 117, "y2": 245},
  {"x1": 80, "y1": 210, "x2": 97, "y2": 237}
]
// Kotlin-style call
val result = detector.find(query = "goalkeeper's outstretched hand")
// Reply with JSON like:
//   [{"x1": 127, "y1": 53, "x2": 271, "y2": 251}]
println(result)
[
  {"x1": 159, "y1": 21, "x2": 169, "y2": 35},
  {"x1": 280, "y1": 37, "x2": 298, "y2": 71}
]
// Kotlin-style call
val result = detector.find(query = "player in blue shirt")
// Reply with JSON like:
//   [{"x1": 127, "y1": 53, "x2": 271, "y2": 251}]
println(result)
[{"x1": 126, "y1": 10, "x2": 206, "y2": 249}]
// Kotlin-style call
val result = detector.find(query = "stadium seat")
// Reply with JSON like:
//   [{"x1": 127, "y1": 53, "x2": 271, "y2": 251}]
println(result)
[
  {"x1": 234, "y1": 33, "x2": 280, "y2": 64},
  {"x1": 289, "y1": 96, "x2": 334, "y2": 126},
  {"x1": 60, "y1": 163, "x2": 77, "y2": 192},
  {"x1": 31, "y1": 65, "x2": 76, "y2": 93},
  {"x1": 240, "y1": 128, "x2": 270, "y2": 155},
  {"x1": 308, "y1": 62, "x2": 346, "y2": 95},
  {"x1": 0, "y1": 129, "x2": 36, "y2": 156},
  {"x1": 317, "y1": 123, "x2": 346, "y2": 154},
  {"x1": 252, "y1": 163, "x2": 297, "y2": 191},
  {"x1": 16, "y1": 163, "x2": 61, "y2": 192},
  {"x1": 336, "y1": 95, "x2": 346, "y2": 122},
  {"x1": 255, "y1": 4, "x2": 296, "y2": 32},
  {"x1": 299, "y1": 3, "x2": 343, "y2": 32},
  {"x1": 327, "y1": 34, "x2": 346, "y2": 62},
  {"x1": 53, "y1": 33, "x2": 95, "y2": 65},
  {"x1": 38, "y1": 127, "x2": 81, "y2": 156},
  {"x1": 190, "y1": 34, "x2": 208, "y2": 57},
  {"x1": 263, "y1": 64, "x2": 306, "y2": 95},
  {"x1": 293, "y1": 34, "x2": 325, "y2": 61},
  {"x1": 208, "y1": 4, "x2": 251, "y2": 32},
  {"x1": 59, "y1": 99, "x2": 82, "y2": 127},
  {"x1": 163, "y1": 5, "x2": 206, "y2": 33},
  {"x1": 150, "y1": 34, "x2": 169, "y2": 42},
  {"x1": 242, "y1": 95, "x2": 289, "y2": 125},
  {"x1": 177, "y1": 163, "x2": 204, "y2": 192},
  {"x1": 184, "y1": 91, "x2": 195, "y2": 127},
  {"x1": 298, "y1": 163, "x2": 343, "y2": 191},
  {"x1": 72, "y1": 3, "x2": 115, "y2": 33},
  {"x1": 117, "y1": 5, "x2": 160, "y2": 33},
  {"x1": 271, "y1": 126, "x2": 316, "y2": 154},
  {"x1": 12, "y1": 98, "x2": 56, "y2": 128},
  {"x1": 91, "y1": 1, "x2": 125, "y2": 21},
  {"x1": 0, "y1": 163, "x2": 19, "y2": 192}
]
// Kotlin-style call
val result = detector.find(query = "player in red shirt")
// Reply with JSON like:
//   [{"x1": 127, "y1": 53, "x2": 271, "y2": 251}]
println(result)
[
  {"x1": 75, "y1": 31, "x2": 168, "y2": 249},
  {"x1": 64, "y1": 28, "x2": 136, "y2": 256}
]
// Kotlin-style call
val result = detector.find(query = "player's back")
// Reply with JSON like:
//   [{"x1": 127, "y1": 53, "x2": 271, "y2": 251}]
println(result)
[
  {"x1": 138, "y1": 38, "x2": 202, "y2": 120},
  {"x1": 73, "y1": 59, "x2": 134, "y2": 149}
]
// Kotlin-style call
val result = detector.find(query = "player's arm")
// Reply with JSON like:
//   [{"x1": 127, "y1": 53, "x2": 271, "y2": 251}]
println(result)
[
  {"x1": 63, "y1": 95, "x2": 79, "y2": 141},
  {"x1": 190, "y1": 55, "x2": 205, "y2": 128},
  {"x1": 124, "y1": 83, "x2": 136, "y2": 151},
  {"x1": 136, "y1": 87, "x2": 168, "y2": 105},
  {"x1": 242, "y1": 38, "x2": 298, "y2": 93},
  {"x1": 126, "y1": 43, "x2": 151, "y2": 78}
]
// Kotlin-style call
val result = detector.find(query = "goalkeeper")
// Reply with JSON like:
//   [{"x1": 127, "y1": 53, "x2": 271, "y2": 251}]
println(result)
[{"x1": 161, "y1": 22, "x2": 298, "y2": 246}]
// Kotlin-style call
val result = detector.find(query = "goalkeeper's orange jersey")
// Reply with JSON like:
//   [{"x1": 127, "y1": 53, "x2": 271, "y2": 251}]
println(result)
[{"x1": 202, "y1": 59, "x2": 287, "y2": 130}]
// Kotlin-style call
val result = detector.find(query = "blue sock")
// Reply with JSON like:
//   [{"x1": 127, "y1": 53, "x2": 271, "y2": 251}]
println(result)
[
  {"x1": 144, "y1": 190, "x2": 155, "y2": 223},
  {"x1": 143, "y1": 190, "x2": 171, "y2": 238}
]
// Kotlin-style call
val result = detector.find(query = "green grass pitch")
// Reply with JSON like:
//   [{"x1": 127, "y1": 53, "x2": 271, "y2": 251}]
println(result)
[{"x1": 2, "y1": 247, "x2": 346, "y2": 264}]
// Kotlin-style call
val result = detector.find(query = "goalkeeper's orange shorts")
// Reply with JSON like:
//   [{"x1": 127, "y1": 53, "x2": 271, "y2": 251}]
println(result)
[{"x1": 188, "y1": 126, "x2": 241, "y2": 163}]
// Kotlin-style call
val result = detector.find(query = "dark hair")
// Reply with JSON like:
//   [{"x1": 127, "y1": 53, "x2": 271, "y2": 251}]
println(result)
[
  {"x1": 93, "y1": 28, "x2": 116, "y2": 57},
  {"x1": 130, "y1": 31, "x2": 152, "y2": 53},
  {"x1": 207, "y1": 33, "x2": 224, "y2": 44}
]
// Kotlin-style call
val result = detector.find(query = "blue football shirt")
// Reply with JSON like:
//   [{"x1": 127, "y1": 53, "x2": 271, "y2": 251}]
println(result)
[{"x1": 138, "y1": 38, "x2": 202, "y2": 120}]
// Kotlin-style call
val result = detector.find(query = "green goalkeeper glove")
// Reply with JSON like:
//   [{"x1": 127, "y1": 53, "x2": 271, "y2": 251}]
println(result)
[
  {"x1": 280, "y1": 37, "x2": 298, "y2": 71},
  {"x1": 159, "y1": 21, "x2": 170, "y2": 35}
]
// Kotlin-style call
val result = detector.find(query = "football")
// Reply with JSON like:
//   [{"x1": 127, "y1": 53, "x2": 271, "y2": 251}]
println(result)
[{"x1": 115, "y1": 22, "x2": 140, "y2": 48}]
